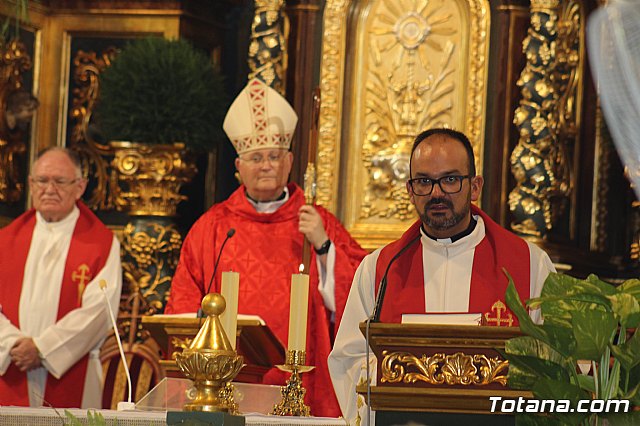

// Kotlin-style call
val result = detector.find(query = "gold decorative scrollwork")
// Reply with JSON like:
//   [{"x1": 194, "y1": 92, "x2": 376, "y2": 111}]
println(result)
[
  {"x1": 110, "y1": 142, "x2": 196, "y2": 217},
  {"x1": 317, "y1": 0, "x2": 348, "y2": 212},
  {"x1": 69, "y1": 48, "x2": 119, "y2": 210},
  {"x1": 0, "y1": 38, "x2": 33, "y2": 203},
  {"x1": 121, "y1": 220, "x2": 182, "y2": 315},
  {"x1": 248, "y1": 0, "x2": 288, "y2": 94},
  {"x1": 171, "y1": 337, "x2": 194, "y2": 356},
  {"x1": 380, "y1": 350, "x2": 508, "y2": 386},
  {"x1": 509, "y1": 0, "x2": 582, "y2": 238}
]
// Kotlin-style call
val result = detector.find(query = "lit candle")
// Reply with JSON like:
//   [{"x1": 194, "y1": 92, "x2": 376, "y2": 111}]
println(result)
[
  {"x1": 220, "y1": 271, "x2": 240, "y2": 350},
  {"x1": 288, "y1": 264, "x2": 310, "y2": 352}
]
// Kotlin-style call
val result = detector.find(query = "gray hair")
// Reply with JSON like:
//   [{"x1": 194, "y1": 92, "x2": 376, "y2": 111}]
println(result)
[{"x1": 33, "y1": 147, "x2": 84, "y2": 178}]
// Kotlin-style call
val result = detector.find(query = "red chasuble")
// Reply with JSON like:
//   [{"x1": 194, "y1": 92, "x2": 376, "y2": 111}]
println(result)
[
  {"x1": 0, "y1": 202, "x2": 113, "y2": 407},
  {"x1": 374, "y1": 205, "x2": 530, "y2": 324},
  {"x1": 166, "y1": 183, "x2": 366, "y2": 417}
]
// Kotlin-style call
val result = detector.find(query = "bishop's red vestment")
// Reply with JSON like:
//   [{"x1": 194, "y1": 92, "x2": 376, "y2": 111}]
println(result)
[{"x1": 166, "y1": 183, "x2": 366, "y2": 417}]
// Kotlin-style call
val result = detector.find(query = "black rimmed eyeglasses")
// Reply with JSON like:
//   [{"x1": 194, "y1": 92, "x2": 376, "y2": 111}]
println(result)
[{"x1": 407, "y1": 175, "x2": 471, "y2": 196}]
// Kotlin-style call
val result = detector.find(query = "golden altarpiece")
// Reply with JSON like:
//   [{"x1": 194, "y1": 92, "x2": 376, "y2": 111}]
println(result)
[{"x1": 0, "y1": 0, "x2": 637, "y2": 411}]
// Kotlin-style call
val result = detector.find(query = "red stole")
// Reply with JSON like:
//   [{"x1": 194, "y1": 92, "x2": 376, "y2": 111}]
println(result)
[
  {"x1": 0, "y1": 202, "x2": 113, "y2": 407},
  {"x1": 374, "y1": 205, "x2": 530, "y2": 325}
]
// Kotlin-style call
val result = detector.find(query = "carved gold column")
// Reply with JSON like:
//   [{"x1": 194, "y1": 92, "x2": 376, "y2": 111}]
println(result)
[
  {"x1": 248, "y1": 0, "x2": 288, "y2": 94},
  {"x1": 111, "y1": 142, "x2": 197, "y2": 314},
  {"x1": 508, "y1": 0, "x2": 582, "y2": 238},
  {"x1": 0, "y1": 39, "x2": 33, "y2": 205}
]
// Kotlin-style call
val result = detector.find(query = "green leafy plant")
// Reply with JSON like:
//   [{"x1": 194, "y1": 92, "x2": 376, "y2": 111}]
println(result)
[
  {"x1": 64, "y1": 409, "x2": 110, "y2": 425},
  {"x1": 504, "y1": 272, "x2": 640, "y2": 425},
  {"x1": 96, "y1": 37, "x2": 227, "y2": 150}
]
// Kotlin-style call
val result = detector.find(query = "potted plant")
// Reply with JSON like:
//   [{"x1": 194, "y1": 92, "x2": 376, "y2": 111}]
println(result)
[
  {"x1": 504, "y1": 272, "x2": 640, "y2": 425},
  {"x1": 96, "y1": 36, "x2": 226, "y2": 215},
  {"x1": 95, "y1": 36, "x2": 227, "y2": 314}
]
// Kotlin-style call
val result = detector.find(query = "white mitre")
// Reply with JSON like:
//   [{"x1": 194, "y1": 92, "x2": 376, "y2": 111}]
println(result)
[{"x1": 223, "y1": 78, "x2": 298, "y2": 155}]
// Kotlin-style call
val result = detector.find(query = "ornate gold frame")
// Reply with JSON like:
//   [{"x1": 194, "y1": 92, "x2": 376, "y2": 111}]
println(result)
[{"x1": 318, "y1": 0, "x2": 490, "y2": 249}]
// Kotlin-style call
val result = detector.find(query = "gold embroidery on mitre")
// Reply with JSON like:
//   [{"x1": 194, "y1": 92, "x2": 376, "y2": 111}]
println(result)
[
  {"x1": 484, "y1": 300, "x2": 514, "y2": 327},
  {"x1": 71, "y1": 263, "x2": 92, "y2": 305}
]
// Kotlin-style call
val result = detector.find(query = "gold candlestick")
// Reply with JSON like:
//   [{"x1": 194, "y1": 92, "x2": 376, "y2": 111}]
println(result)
[{"x1": 271, "y1": 350, "x2": 315, "y2": 416}]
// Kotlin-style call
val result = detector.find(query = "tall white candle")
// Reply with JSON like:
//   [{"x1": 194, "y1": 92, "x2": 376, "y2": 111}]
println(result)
[
  {"x1": 288, "y1": 264, "x2": 310, "y2": 352},
  {"x1": 220, "y1": 271, "x2": 240, "y2": 350}
]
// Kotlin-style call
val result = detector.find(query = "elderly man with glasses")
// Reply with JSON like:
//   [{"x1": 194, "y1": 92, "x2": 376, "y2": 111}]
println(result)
[
  {"x1": 165, "y1": 79, "x2": 367, "y2": 417},
  {"x1": 328, "y1": 128, "x2": 555, "y2": 425},
  {"x1": 0, "y1": 147, "x2": 122, "y2": 408}
]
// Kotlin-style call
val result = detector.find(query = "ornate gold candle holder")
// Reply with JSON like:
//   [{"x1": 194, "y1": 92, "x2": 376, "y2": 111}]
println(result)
[
  {"x1": 174, "y1": 293, "x2": 243, "y2": 413},
  {"x1": 271, "y1": 350, "x2": 315, "y2": 416}
]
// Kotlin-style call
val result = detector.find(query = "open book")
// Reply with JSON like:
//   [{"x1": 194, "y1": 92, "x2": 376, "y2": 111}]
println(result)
[{"x1": 401, "y1": 312, "x2": 483, "y2": 326}]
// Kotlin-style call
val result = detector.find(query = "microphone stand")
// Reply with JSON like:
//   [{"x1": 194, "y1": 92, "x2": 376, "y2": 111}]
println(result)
[
  {"x1": 198, "y1": 229, "x2": 235, "y2": 318},
  {"x1": 364, "y1": 232, "x2": 421, "y2": 426},
  {"x1": 370, "y1": 233, "x2": 421, "y2": 323}
]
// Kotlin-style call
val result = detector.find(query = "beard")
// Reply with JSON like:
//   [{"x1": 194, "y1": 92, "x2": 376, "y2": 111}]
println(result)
[{"x1": 419, "y1": 196, "x2": 470, "y2": 231}]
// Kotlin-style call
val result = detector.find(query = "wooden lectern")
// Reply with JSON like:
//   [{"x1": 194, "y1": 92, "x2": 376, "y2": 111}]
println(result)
[
  {"x1": 142, "y1": 316, "x2": 285, "y2": 383},
  {"x1": 358, "y1": 322, "x2": 532, "y2": 426}
]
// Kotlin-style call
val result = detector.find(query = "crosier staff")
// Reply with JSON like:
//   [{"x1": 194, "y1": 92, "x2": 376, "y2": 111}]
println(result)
[{"x1": 301, "y1": 88, "x2": 321, "y2": 272}]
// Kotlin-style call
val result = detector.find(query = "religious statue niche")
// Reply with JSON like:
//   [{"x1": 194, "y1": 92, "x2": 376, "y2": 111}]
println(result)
[
  {"x1": 248, "y1": 0, "x2": 288, "y2": 94},
  {"x1": 356, "y1": 0, "x2": 487, "y2": 222},
  {"x1": 509, "y1": 1, "x2": 582, "y2": 239},
  {"x1": 0, "y1": 38, "x2": 36, "y2": 204}
]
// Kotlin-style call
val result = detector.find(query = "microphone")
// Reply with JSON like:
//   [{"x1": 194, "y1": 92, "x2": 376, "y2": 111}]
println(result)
[
  {"x1": 198, "y1": 228, "x2": 236, "y2": 318},
  {"x1": 364, "y1": 232, "x2": 421, "y2": 425},
  {"x1": 99, "y1": 279, "x2": 135, "y2": 411},
  {"x1": 370, "y1": 233, "x2": 421, "y2": 323}
]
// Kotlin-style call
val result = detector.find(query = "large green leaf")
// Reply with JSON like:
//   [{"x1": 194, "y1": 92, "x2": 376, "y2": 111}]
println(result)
[
  {"x1": 504, "y1": 277, "x2": 548, "y2": 343},
  {"x1": 541, "y1": 324, "x2": 576, "y2": 358},
  {"x1": 532, "y1": 377, "x2": 588, "y2": 402},
  {"x1": 540, "y1": 293, "x2": 611, "y2": 330},
  {"x1": 571, "y1": 310, "x2": 617, "y2": 361},
  {"x1": 609, "y1": 293, "x2": 640, "y2": 329},
  {"x1": 576, "y1": 373, "x2": 596, "y2": 393},
  {"x1": 505, "y1": 354, "x2": 571, "y2": 389},
  {"x1": 629, "y1": 364, "x2": 640, "y2": 405},
  {"x1": 504, "y1": 357, "x2": 542, "y2": 389},
  {"x1": 506, "y1": 336, "x2": 571, "y2": 367},
  {"x1": 611, "y1": 329, "x2": 640, "y2": 371},
  {"x1": 619, "y1": 278, "x2": 640, "y2": 301},
  {"x1": 537, "y1": 274, "x2": 613, "y2": 327},
  {"x1": 540, "y1": 273, "x2": 583, "y2": 298},
  {"x1": 585, "y1": 274, "x2": 619, "y2": 296},
  {"x1": 532, "y1": 378, "x2": 590, "y2": 426}
]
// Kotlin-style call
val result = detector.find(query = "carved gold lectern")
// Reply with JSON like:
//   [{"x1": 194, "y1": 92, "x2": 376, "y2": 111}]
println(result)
[
  {"x1": 358, "y1": 323, "x2": 532, "y2": 426},
  {"x1": 142, "y1": 316, "x2": 285, "y2": 384}
]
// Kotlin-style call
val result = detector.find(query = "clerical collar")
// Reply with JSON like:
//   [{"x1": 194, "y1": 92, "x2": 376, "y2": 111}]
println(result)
[
  {"x1": 422, "y1": 216, "x2": 477, "y2": 243},
  {"x1": 35, "y1": 205, "x2": 80, "y2": 232},
  {"x1": 246, "y1": 186, "x2": 289, "y2": 213}
]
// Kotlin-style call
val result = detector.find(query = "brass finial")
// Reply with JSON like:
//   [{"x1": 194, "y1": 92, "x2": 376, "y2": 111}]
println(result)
[{"x1": 175, "y1": 293, "x2": 243, "y2": 412}]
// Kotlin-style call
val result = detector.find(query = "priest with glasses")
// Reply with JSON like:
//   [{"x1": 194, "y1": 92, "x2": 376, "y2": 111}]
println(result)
[{"x1": 328, "y1": 128, "x2": 555, "y2": 425}]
